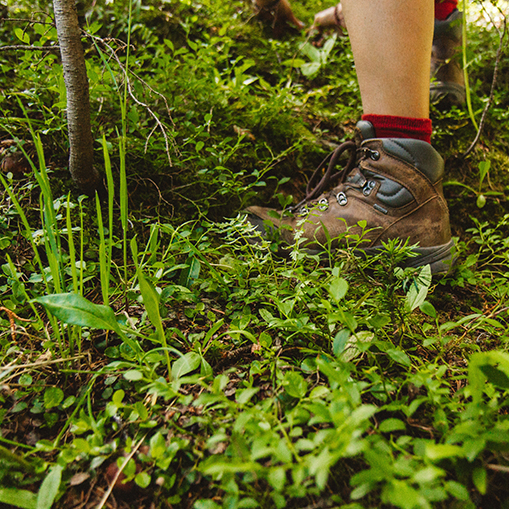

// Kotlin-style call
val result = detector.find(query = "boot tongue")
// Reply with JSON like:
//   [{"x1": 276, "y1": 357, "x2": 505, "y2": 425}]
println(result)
[
  {"x1": 355, "y1": 120, "x2": 376, "y2": 141},
  {"x1": 345, "y1": 167, "x2": 367, "y2": 186}
]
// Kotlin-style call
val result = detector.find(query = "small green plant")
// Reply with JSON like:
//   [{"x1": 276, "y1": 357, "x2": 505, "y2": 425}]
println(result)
[
  {"x1": 445, "y1": 159, "x2": 504, "y2": 208},
  {"x1": 1, "y1": 1, "x2": 509, "y2": 508},
  {"x1": 298, "y1": 33, "x2": 338, "y2": 78}
]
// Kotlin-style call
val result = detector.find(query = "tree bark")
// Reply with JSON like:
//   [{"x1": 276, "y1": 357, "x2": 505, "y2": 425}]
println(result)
[{"x1": 53, "y1": 0, "x2": 101, "y2": 193}]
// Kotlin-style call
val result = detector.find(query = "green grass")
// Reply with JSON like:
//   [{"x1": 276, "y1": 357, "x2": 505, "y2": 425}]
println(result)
[{"x1": 0, "y1": 1, "x2": 509, "y2": 508}]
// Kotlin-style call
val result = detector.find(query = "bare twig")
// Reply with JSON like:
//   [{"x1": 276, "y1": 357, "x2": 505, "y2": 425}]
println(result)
[
  {"x1": 0, "y1": 44, "x2": 59, "y2": 51},
  {"x1": 96, "y1": 434, "x2": 147, "y2": 509},
  {"x1": 85, "y1": 32, "x2": 176, "y2": 164},
  {"x1": 487, "y1": 463, "x2": 509, "y2": 473},
  {"x1": 461, "y1": 15, "x2": 507, "y2": 158},
  {"x1": 0, "y1": 16, "x2": 54, "y2": 25},
  {"x1": 0, "y1": 355, "x2": 86, "y2": 384},
  {"x1": 0, "y1": 306, "x2": 31, "y2": 342}
]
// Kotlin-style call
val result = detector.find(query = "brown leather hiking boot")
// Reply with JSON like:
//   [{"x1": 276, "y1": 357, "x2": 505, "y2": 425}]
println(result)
[
  {"x1": 430, "y1": 9, "x2": 465, "y2": 106},
  {"x1": 246, "y1": 121, "x2": 455, "y2": 274}
]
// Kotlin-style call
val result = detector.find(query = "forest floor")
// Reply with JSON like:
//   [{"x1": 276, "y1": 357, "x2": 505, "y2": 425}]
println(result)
[{"x1": 1, "y1": 1, "x2": 509, "y2": 508}]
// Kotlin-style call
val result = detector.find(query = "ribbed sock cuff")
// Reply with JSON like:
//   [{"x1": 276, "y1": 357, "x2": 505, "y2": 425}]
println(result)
[
  {"x1": 435, "y1": 0, "x2": 458, "y2": 21},
  {"x1": 361, "y1": 114, "x2": 432, "y2": 143}
]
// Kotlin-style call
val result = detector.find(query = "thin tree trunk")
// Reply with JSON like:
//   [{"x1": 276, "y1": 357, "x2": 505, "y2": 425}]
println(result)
[{"x1": 53, "y1": 0, "x2": 101, "y2": 193}]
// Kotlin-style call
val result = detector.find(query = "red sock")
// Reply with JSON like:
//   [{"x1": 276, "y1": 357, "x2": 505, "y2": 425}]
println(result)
[
  {"x1": 435, "y1": 0, "x2": 458, "y2": 21},
  {"x1": 361, "y1": 114, "x2": 432, "y2": 144}
]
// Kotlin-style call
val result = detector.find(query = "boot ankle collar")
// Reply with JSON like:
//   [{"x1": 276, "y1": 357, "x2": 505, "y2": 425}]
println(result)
[
  {"x1": 362, "y1": 138, "x2": 445, "y2": 184},
  {"x1": 355, "y1": 120, "x2": 376, "y2": 141}
]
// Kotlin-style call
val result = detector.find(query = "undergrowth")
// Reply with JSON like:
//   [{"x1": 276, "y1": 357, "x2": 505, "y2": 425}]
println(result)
[{"x1": 1, "y1": 1, "x2": 509, "y2": 508}]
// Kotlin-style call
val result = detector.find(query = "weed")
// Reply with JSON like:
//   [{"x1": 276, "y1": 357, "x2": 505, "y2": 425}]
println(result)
[{"x1": 1, "y1": 1, "x2": 509, "y2": 508}]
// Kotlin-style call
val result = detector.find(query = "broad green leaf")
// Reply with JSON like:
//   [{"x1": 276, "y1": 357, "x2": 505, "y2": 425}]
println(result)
[
  {"x1": 386, "y1": 348, "x2": 411, "y2": 367},
  {"x1": 328, "y1": 277, "x2": 348, "y2": 303},
  {"x1": 478, "y1": 160, "x2": 490, "y2": 186},
  {"x1": 476, "y1": 194, "x2": 486, "y2": 208},
  {"x1": 259, "y1": 308, "x2": 275, "y2": 325},
  {"x1": 283, "y1": 372, "x2": 308, "y2": 399},
  {"x1": 15, "y1": 28, "x2": 30, "y2": 44},
  {"x1": 445, "y1": 480, "x2": 469, "y2": 501},
  {"x1": 301, "y1": 62, "x2": 321, "y2": 77},
  {"x1": 382, "y1": 480, "x2": 420, "y2": 509},
  {"x1": 341, "y1": 331, "x2": 373, "y2": 362},
  {"x1": 473, "y1": 467, "x2": 487, "y2": 495},
  {"x1": 201, "y1": 459, "x2": 261, "y2": 475},
  {"x1": 19, "y1": 374, "x2": 33, "y2": 386},
  {"x1": 123, "y1": 370, "x2": 144, "y2": 381},
  {"x1": 259, "y1": 331, "x2": 272, "y2": 348},
  {"x1": 405, "y1": 264, "x2": 431, "y2": 312},
  {"x1": 173, "y1": 352, "x2": 201, "y2": 379},
  {"x1": 277, "y1": 299, "x2": 295, "y2": 317},
  {"x1": 333, "y1": 329, "x2": 350, "y2": 357},
  {"x1": 135, "y1": 471, "x2": 151, "y2": 489},
  {"x1": 479, "y1": 364, "x2": 509, "y2": 389},
  {"x1": 300, "y1": 42, "x2": 321, "y2": 62},
  {"x1": 0, "y1": 488, "x2": 37, "y2": 509},
  {"x1": 425, "y1": 443, "x2": 463, "y2": 461},
  {"x1": 138, "y1": 270, "x2": 164, "y2": 342},
  {"x1": 236, "y1": 387, "x2": 260, "y2": 405},
  {"x1": 350, "y1": 405, "x2": 377, "y2": 424},
  {"x1": 44, "y1": 387, "x2": 64, "y2": 409},
  {"x1": 379, "y1": 418, "x2": 406, "y2": 433},
  {"x1": 282, "y1": 58, "x2": 306, "y2": 68},
  {"x1": 200, "y1": 358, "x2": 213, "y2": 378},
  {"x1": 112, "y1": 390, "x2": 125, "y2": 406},
  {"x1": 179, "y1": 256, "x2": 201, "y2": 288},
  {"x1": 267, "y1": 466, "x2": 286, "y2": 492},
  {"x1": 412, "y1": 466, "x2": 445, "y2": 484},
  {"x1": 33, "y1": 293, "x2": 121, "y2": 333},
  {"x1": 194, "y1": 500, "x2": 221, "y2": 509},
  {"x1": 321, "y1": 33, "x2": 337, "y2": 61},
  {"x1": 36, "y1": 464, "x2": 63, "y2": 509},
  {"x1": 420, "y1": 300, "x2": 437, "y2": 318},
  {"x1": 150, "y1": 432, "x2": 166, "y2": 459},
  {"x1": 468, "y1": 351, "x2": 509, "y2": 404},
  {"x1": 368, "y1": 313, "x2": 391, "y2": 329}
]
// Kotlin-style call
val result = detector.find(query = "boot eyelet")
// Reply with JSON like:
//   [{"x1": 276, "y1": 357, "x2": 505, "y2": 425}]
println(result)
[
  {"x1": 362, "y1": 180, "x2": 376, "y2": 196},
  {"x1": 369, "y1": 150, "x2": 380, "y2": 161},
  {"x1": 336, "y1": 192, "x2": 348, "y2": 206},
  {"x1": 318, "y1": 198, "x2": 329, "y2": 211}
]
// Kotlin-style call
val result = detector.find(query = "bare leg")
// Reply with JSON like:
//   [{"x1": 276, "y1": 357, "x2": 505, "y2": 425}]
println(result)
[
  {"x1": 246, "y1": 0, "x2": 455, "y2": 274},
  {"x1": 341, "y1": 0, "x2": 434, "y2": 118}
]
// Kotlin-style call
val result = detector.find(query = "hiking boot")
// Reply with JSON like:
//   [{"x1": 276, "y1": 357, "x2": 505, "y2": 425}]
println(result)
[
  {"x1": 430, "y1": 9, "x2": 465, "y2": 106},
  {"x1": 245, "y1": 121, "x2": 455, "y2": 274}
]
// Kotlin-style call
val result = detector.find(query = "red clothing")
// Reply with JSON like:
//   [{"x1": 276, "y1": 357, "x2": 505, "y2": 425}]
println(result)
[
  {"x1": 361, "y1": 114, "x2": 433, "y2": 144},
  {"x1": 435, "y1": 0, "x2": 458, "y2": 20}
]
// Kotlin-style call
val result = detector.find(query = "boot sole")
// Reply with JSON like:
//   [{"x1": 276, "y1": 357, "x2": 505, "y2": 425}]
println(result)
[
  {"x1": 301, "y1": 239, "x2": 456, "y2": 275},
  {"x1": 430, "y1": 81, "x2": 466, "y2": 106},
  {"x1": 245, "y1": 214, "x2": 457, "y2": 275}
]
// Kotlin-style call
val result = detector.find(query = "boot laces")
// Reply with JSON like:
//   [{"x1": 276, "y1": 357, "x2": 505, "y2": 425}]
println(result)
[{"x1": 291, "y1": 141, "x2": 379, "y2": 213}]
